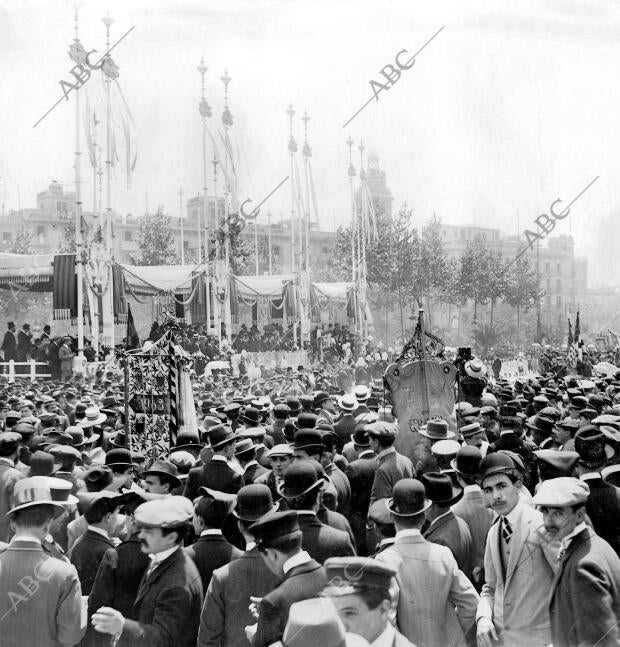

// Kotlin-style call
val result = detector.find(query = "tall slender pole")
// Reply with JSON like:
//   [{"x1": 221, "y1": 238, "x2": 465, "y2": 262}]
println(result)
[
  {"x1": 72, "y1": 11, "x2": 84, "y2": 360},
  {"x1": 178, "y1": 186, "x2": 185, "y2": 265},
  {"x1": 358, "y1": 140, "x2": 367, "y2": 337},
  {"x1": 267, "y1": 210, "x2": 273, "y2": 274},
  {"x1": 254, "y1": 221, "x2": 259, "y2": 276},
  {"x1": 302, "y1": 111, "x2": 311, "y2": 273},
  {"x1": 197, "y1": 58, "x2": 211, "y2": 262},
  {"x1": 346, "y1": 136, "x2": 357, "y2": 333},
  {"x1": 221, "y1": 69, "x2": 233, "y2": 342},
  {"x1": 196, "y1": 58, "x2": 211, "y2": 263},
  {"x1": 211, "y1": 154, "x2": 218, "y2": 340},
  {"x1": 286, "y1": 104, "x2": 298, "y2": 348},
  {"x1": 101, "y1": 13, "x2": 115, "y2": 350}
]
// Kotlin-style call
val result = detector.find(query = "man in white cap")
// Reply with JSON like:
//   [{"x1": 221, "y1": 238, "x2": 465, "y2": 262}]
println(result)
[
  {"x1": 91, "y1": 495, "x2": 203, "y2": 647},
  {"x1": 0, "y1": 476, "x2": 84, "y2": 646},
  {"x1": 533, "y1": 477, "x2": 620, "y2": 647}
]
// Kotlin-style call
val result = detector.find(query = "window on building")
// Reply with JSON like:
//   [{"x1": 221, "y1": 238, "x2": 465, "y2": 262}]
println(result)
[
  {"x1": 557, "y1": 296, "x2": 562, "y2": 306},
  {"x1": 545, "y1": 262, "x2": 550, "y2": 273},
  {"x1": 546, "y1": 296, "x2": 551, "y2": 306},
  {"x1": 2, "y1": 232, "x2": 11, "y2": 242},
  {"x1": 556, "y1": 262, "x2": 561, "y2": 273},
  {"x1": 124, "y1": 230, "x2": 133, "y2": 241},
  {"x1": 556, "y1": 279, "x2": 561, "y2": 292},
  {"x1": 36, "y1": 225, "x2": 45, "y2": 237},
  {"x1": 273, "y1": 245, "x2": 281, "y2": 256},
  {"x1": 460, "y1": 230, "x2": 465, "y2": 239},
  {"x1": 546, "y1": 279, "x2": 551, "y2": 291}
]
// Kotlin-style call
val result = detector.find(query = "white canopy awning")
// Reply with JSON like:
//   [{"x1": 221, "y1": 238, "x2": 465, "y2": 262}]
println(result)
[
  {"x1": 0, "y1": 252, "x2": 56, "y2": 285},
  {"x1": 312, "y1": 281, "x2": 353, "y2": 300},
  {"x1": 121, "y1": 263, "x2": 201, "y2": 294},
  {"x1": 234, "y1": 274, "x2": 294, "y2": 298}
]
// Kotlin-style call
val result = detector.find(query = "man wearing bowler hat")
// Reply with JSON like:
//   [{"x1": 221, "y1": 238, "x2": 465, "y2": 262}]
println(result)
[
  {"x1": 278, "y1": 460, "x2": 355, "y2": 563},
  {"x1": 376, "y1": 478, "x2": 478, "y2": 647},
  {"x1": 572, "y1": 425, "x2": 620, "y2": 556},
  {"x1": 451, "y1": 445, "x2": 494, "y2": 589},
  {"x1": 91, "y1": 496, "x2": 203, "y2": 647},
  {"x1": 344, "y1": 427, "x2": 377, "y2": 555},
  {"x1": 0, "y1": 476, "x2": 84, "y2": 646},
  {"x1": 184, "y1": 424, "x2": 243, "y2": 500},
  {"x1": 324, "y1": 557, "x2": 415, "y2": 647},
  {"x1": 198, "y1": 484, "x2": 280, "y2": 647},
  {"x1": 421, "y1": 472, "x2": 474, "y2": 581},
  {"x1": 366, "y1": 421, "x2": 414, "y2": 505},
  {"x1": 0, "y1": 431, "x2": 25, "y2": 541},
  {"x1": 477, "y1": 453, "x2": 555, "y2": 647},
  {"x1": 246, "y1": 510, "x2": 328, "y2": 647},
  {"x1": 533, "y1": 477, "x2": 620, "y2": 647}
]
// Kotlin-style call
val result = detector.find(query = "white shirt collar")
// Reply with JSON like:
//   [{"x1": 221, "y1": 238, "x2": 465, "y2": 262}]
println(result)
[
  {"x1": 282, "y1": 550, "x2": 312, "y2": 575},
  {"x1": 428, "y1": 509, "x2": 452, "y2": 528},
  {"x1": 200, "y1": 529, "x2": 223, "y2": 537},
  {"x1": 377, "y1": 447, "x2": 396, "y2": 460},
  {"x1": 11, "y1": 534, "x2": 41, "y2": 545},
  {"x1": 395, "y1": 528, "x2": 421, "y2": 540},
  {"x1": 87, "y1": 525, "x2": 110, "y2": 539},
  {"x1": 561, "y1": 521, "x2": 588, "y2": 550},
  {"x1": 378, "y1": 537, "x2": 395, "y2": 548},
  {"x1": 359, "y1": 449, "x2": 375, "y2": 458},
  {"x1": 212, "y1": 455, "x2": 228, "y2": 463},
  {"x1": 503, "y1": 500, "x2": 523, "y2": 526},
  {"x1": 371, "y1": 621, "x2": 395, "y2": 647},
  {"x1": 0, "y1": 457, "x2": 14, "y2": 467},
  {"x1": 243, "y1": 460, "x2": 259, "y2": 471},
  {"x1": 149, "y1": 545, "x2": 179, "y2": 565},
  {"x1": 580, "y1": 472, "x2": 602, "y2": 481},
  {"x1": 245, "y1": 541, "x2": 256, "y2": 552},
  {"x1": 463, "y1": 484, "x2": 481, "y2": 494}
]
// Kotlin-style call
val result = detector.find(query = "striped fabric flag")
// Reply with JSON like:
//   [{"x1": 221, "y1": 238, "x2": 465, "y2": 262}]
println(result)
[{"x1": 168, "y1": 332, "x2": 178, "y2": 449}]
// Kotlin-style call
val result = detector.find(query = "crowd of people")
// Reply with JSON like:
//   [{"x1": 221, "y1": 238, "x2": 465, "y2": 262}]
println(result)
[{"x1": 0, "y1": 350, "x2": 619, "y2": 647}]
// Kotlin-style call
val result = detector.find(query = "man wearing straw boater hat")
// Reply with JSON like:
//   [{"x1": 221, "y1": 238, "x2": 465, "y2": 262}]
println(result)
[
  {"x1": 375, "y1": 478, "x2": 478, "y2": 647},
  {"x1": 0, "y1": 476, "x2": 84, "y2": 646}
]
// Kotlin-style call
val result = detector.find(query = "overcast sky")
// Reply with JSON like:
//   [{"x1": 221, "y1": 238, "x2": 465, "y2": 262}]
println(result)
[{"x1": 1, "y1": 0, "x2": 619, "y2": 286}]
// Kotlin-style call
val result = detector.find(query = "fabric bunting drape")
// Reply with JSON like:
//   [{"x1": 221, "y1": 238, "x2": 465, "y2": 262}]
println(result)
[
  {"x1": 52, "y1": 254, "x2": 77, "y2": 321},
  {"x1": 113, "y1": 263, "x2": 128, "y2": 324}
]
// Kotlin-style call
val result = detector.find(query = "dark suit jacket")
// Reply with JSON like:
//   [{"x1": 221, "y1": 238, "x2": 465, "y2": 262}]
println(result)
[
  {"x1": 316, "y1": 507, "x2": 356, "y2": 550},
  {"x1": 1, "y1": 330, "x2": 16, "y2": 360},
  {"x1": 370, "y1": 448, "x2": 414, "y2": 504},
  {"x1": 252, "y1": 558, "x2": 328, "y2": 647},
  {"x1": 69, "y1": 528, "x2": 116, "y2": 596},
  {"x1": 424, "y1": 510, "x2": 474, "y2": 580},
  {"x1": 333, "y1": 413, "x2": 356, "y2": 449},
  {"x1": 345, "y1": 451, "x2": 377, "y2": 553},
  {"x1": 185, "y1": 533, "x2": 242, "y2": 591},
  {"x1": 325, "y1": 463, "x2": 351, "y2": 516},
  {"x1": 184, "y1": 457, "x2": 244, "y2": 501},
  {"x1": 296, "y1": 512, "x2": 355, "y2": 563},
  {"x1": 583, "y1": 477, "x2": 620, "y2": 555},
  {"x1": 88, "y1": 534, "x2": 150, "y2": 618},
  {"x1": 243, "y1": 462, "x2": 269, "y2": 484},
  {"x1": 198, "y1": 547, "x2": 280, "y2": 647},
  {"x1": 120, "y1": 547, "x2": 203, "y2": 647},
  {"x1": 550, "y1": 527, "x2": 620, "y2": 647}
]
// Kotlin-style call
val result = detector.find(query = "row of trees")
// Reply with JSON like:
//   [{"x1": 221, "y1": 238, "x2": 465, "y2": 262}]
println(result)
[{"x1": 314, "y1": 204, "x2": 542, "y2": 340}]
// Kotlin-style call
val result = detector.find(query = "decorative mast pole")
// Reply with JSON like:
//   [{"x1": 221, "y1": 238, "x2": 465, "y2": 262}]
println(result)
[
  {"x1": 178, "y1": 186, "x2": 185, "y2": 264},
  {"x1": 286, "y1": 105, "x2": 297, "y2": 274},
  {"x1": 212, "y1": 153, "x2": 219, "y2": 343},
  {"x1": 286, "y1": 104, "x2": 298, "y2": 348},
  {"x1": 358, "y1": 140, "x2": 367, "y2": 338},
  {"x1": 346, "y1": 136, "x2": 357, "y2": 334},
  {"x1": 197, "y1": 58, "x2": 211, "y2": 262},
  {"x1": 101, "y1": 12, "x2": 117, "y2": 349},
  {"x1": 71, "y1": 9, "x2": 85, "y2": 362},
  {"x1": 302, "y1": 111, "x2": 311, "y2": 273},
  {"x1": 221, "y1": 69, "x2": 233, "y2": 342}
]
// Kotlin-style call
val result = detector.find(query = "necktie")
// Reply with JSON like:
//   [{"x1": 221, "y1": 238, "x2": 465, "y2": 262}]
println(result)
[{"x1": 502, "y1": 517, "x2": 512, "y2": 545}]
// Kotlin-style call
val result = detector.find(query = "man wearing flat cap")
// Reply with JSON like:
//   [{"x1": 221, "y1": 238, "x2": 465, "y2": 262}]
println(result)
[
  {"x1": 533, "y1": 477, "x2": 620, "y2": 647},
  {"x1": 324, "y1": 557, "x2": 414, "y2": 647},
  {"x1": 198, "y1": 484, "x2": 280, "y2": 647},
  {"x1": 92, "y1": 496, "x2": 203, "y2": 647},
  {"x1": 246, "y1": 510, "x2": 328, "y2": 647}
]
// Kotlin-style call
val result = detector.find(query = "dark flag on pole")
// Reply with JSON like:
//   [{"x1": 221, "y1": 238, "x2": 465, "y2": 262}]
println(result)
[
  {"x1": 567, "y1": 318, "x2": 573, "y2": 346},
  {"x1": 126, "y1": 303, "x2": 140, "y2": 349}
]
